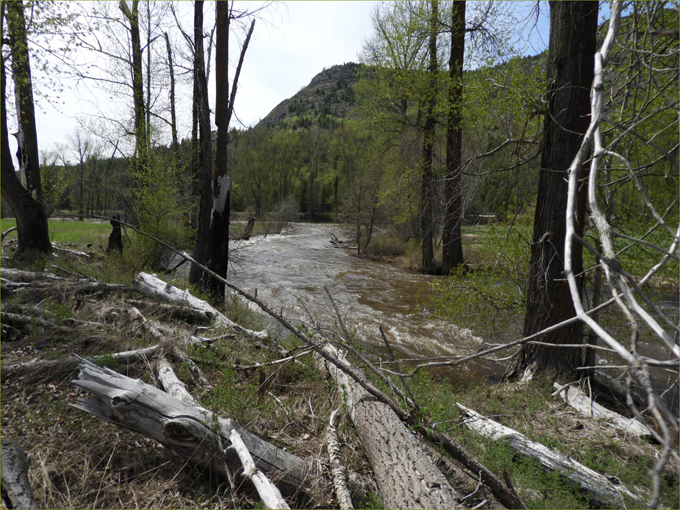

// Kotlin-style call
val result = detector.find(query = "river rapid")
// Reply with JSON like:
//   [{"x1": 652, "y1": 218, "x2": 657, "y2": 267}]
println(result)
[{"x1": 228, "y1": 223, "x2": 500, "y2": 384}]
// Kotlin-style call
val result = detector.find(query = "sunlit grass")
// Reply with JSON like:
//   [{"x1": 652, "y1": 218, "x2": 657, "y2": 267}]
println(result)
[{"x1": 1, "y1": 218, "x2": 111, "y2": 245}]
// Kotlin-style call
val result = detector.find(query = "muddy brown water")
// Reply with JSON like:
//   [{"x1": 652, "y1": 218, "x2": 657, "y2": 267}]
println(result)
[
  {"x1": 226, "y1": 223, "x2": 499, "y2": 385},
  {"x1": 185, "y1": 222, "x2": 677, "y2": 396}
]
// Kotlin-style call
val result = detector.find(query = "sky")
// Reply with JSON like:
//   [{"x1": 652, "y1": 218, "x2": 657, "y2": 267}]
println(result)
[{"x1": 12, "y1": 1, "x2": 552, "y2": 162}]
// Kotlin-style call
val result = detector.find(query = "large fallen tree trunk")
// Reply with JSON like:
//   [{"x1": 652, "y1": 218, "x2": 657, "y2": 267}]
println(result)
[
  {"x1": 457, "y1": 403, "x2": 639, "y2": 507},
  {"x1": 132, "y1": 272, "x2": 268, "y2": 340},
  {"x1": 71, "y1": 357, "x2": 368, "y2": 503},
  {"x1": 318, "y1": 343, "x2": 463, "y2": 510},
  {"x1": 71, "y1": 357, "x2": 311, "y2": 496}
]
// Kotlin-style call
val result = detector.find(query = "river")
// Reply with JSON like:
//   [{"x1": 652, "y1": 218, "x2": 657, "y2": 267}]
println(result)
[{"x1": 227, "y1": 223, "x2": 500, "y2": 384}]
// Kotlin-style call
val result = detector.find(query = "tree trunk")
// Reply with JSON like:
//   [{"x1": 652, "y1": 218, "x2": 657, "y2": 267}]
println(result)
[
  {"x1": 119, "y1": 1, "x2": 147, "y2": 175},
  {"x1": 6, "y1": 0, "x2": 42, "y2": 200},
  {"x1": 189, "y1": 0, "x2": 214, "y2": 288},
  {"x1": 318, "y1": 344, "x2": 463, "y2": 509},
  {"x1": 0, "y1": 3, "x2": 51, "y2": 256},
  {"x1": 509, "y1": 1, "x2": 598, "y2": 379},
  {"x1": 164, "y1": 31, "x2": 179, "y2": 162},
  {"x1": 420, "y1": 0, "x2": 438, "y2": 274},
  {"x1": 204, "y1": 1, "x2": 231, "y2": 298},
  {"x1": 71, "y1": 358, "x2": 315, "y2": 497},
  {"x1": 441, "y1": 1, "x2": 466, "y2": 274},
  {"x1": 457, "y1": 403, "x2": 639, "y2": 507}
]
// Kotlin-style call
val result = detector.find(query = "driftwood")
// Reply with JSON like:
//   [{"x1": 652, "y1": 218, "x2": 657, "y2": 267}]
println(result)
[
  {"x1": 1, "y1": 438, "x2": 40, "y2": 509},
  {"x1": 229, "y1": 429, "x2": 290, "y2": 509},
  {"x1": 132, "y1": 272, "x2": 269, "y2": 341},
  {"x1": 125, "y1": 298, "x2": 213, "y2": 325},
  {"x1": 326, "y1": 409, "x2": 354, "y2": 510},
  {"x1": 457, "y1": 403, "x2": 639, "y2": 507},
  {"x1": 318, "y1": 343, "x2": 463, "y2": 510},
  {"x1": 72, "y1": 357, "x2": 312, "y2": 495},
  {"x1": 553, "y1": 382, "x2": 652, "y2": 437},
  {"x1": 71, "y1": 357, "x2": 369, "y2": 502}
]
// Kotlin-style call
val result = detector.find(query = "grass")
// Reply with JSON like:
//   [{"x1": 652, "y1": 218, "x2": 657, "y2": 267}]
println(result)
[
  {"x1": 1, "y1": 218, "x2": 112, "y2": 246},
  {"x1": 1, "y1": 221, "x2": 677, "y2": 509}
]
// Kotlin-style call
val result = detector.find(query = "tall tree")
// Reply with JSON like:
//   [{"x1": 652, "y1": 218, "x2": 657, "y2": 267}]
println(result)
[
  {"x1": 0, "y1": 1, "x2": 50, "y2": 255},
  {"x1": 6, "y1": 0, "x2": 41, "y2": 199},
  {"x1": 420, "y1": 0, "x2": 439, "y2": 273},
  {"x1": 507, "y1": 1, "x2": 598, "y2": 379},
  {"x1": 441, "y1": 0, "x2": 466, "y2": 274},
  {"x1": 189, "y1": 0, "x2": 213, "y2": 288},
  {"x1": 119, "y1": 0, "x2": 148, "y2": 175}
]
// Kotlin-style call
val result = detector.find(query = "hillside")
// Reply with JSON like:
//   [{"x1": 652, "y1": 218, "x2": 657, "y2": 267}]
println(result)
[{"x1": 257, "y1": 62, "x2": 361, "y2": 129}]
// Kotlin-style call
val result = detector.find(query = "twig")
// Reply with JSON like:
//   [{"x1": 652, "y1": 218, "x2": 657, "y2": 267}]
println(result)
[{"x1": 379, "y1": 325, "x2": 419, "y2": 413}]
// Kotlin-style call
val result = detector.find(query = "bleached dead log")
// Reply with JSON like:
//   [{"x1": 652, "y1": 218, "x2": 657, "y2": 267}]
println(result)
[
  {"x1": 171, "y1": 345, "x2": 212, "y2": 388},
  {"x1": 326, "y1": 409, "x2": 354, "y2": 510},
  {"x1": 51, "y1": 242, "x2": 91, "y2": 258},
  {"x1": 229, "y1": 429, "x2": 291, "y2": 509},
  {"x1": 1, "y1": 267, "x2": 61, "y2": 282},
  {"x1": 457, "y1": 403, "x2": 639, "y2": 507},
  {"x1": 125, "y1": 298, "x2": 212, "y2": 325},
  {"x1": 71, "y1": 357, "x2": 329, "y2": 498},
  {"x1": 318, "y1": 343, "x2": 462, "y2": 510},
  {"x1": 156, "y1": 357, "x2": 199, "y2": 406},
  {"x1": 133, "y1": 272, "x2": 268, "y2": 341},
  {"x1": 1, "y1": 438, "x2": 40, "y2": 509},
  {"x1": 553, "y1": 382, "x2": 651, "y2": 437}
]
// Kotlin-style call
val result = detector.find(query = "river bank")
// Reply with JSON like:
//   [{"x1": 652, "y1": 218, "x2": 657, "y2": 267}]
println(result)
[{"x1": 2, "y1": 227, "x2": 677, "y2": 508}]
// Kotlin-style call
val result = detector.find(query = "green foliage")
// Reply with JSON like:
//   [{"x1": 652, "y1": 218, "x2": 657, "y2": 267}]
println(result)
[
  {"x1": 128, "y1": 150, "x2": 193, "y2": 269},
  {"x1": 430, "y1": 219, "x2": 531, "y2": 339}
]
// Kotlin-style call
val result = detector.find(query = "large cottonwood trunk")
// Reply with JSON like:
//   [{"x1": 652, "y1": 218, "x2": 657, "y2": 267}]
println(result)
[
  {"x1": 441, "y1": 0, "x2": 466, "y2": 274},
  {"x1": 189, "y1": 0, "x2": 215, "y2": 289},
  {"x1": 420, "y1": 0, "x2": 439, "y2": 274},
  {"x1": 318, "y1": 344, "x2": 462, "y2": 509},
  {"x1": 510, "y1": 1, "x2": 598, "y2": 379},
  {"x1": 0, "y1": 3, "x2": 51, "y2": 256},
  {"x1": 6, "y1": 0, "x2": 41, "y2": 199}
]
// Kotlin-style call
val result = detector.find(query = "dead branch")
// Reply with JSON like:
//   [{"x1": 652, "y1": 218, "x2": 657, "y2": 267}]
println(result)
[
  {"x1": 457, "y1": 403, "x2": 639, "y2": 507},
  {"x1": 326, "y1": 409, "x2": 354, "y2": 510},
  {"x1": 228, "y1": 428, "x2": 290, "y2": 510}
]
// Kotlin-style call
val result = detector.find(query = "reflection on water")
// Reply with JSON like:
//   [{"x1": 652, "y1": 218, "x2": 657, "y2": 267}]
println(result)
[{"x1": 228, "y1": 223, "x2": 499, "y2": 384}]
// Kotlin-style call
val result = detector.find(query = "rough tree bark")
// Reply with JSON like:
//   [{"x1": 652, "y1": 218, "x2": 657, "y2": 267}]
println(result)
[
  {"x1": 318, "y1": 343, "x2": 463, "y2": 509},
  {"x1": 508, "y1": 1, "x2": 598, "y2": 379},
  {"x1": 189, "y1": 1, "x2": 214, "y2": 289},
  {"x1": 119, "y1": 0, "x2": 147, "y2": 174},
  {"x1": 441, "y1": 0, "x2": 466, "y2": 274},
  {"x1": 0, "y1": 1, "x2": 51, "y2": 256},
  {"x1": 1, "y1": 438, "x2": 40, "y2": 509},
  {"x1": 6, "y1": 0, "x2": 41, "y2": 199},
  {"x1": 420, "y1": 0, "x2": 439, "y2": 274}
]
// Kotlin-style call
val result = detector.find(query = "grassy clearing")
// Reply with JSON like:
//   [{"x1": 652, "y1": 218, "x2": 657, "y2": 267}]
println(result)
[
  {"x1": 1, "y1": 218, "x2": 112, "y2": 246},
  {"x1": 1, "y1": 226, "x2": 677, "y2": 508}
]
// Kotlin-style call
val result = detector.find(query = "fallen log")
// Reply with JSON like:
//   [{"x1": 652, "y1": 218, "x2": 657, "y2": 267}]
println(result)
[
  {"x1": 229, "y1": 428, "x2": 290, "y2": 509},
  {"x1": 132, "y1": 272, "x2": 269, "y2": 341},
  {"x1": 318, "y1": 343, "x2": 463, "y2": 510},
  {"x1": 1, "y1": 438, "x2": 41, "y2": 509},
  {"x1": 457, "y1": 403, "x2": 639, "y2": 507},
  {"x1": 553, "y1": 382, "x2": 652, "y2": 437},
  {"x1": 71, "y1": 357, "x2": 368, "y2": 503}
]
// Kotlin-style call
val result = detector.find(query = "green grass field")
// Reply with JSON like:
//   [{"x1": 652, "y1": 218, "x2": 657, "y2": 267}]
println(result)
[{"x1": 1, "y1": 218, "x2": 112, "y2": 245}]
